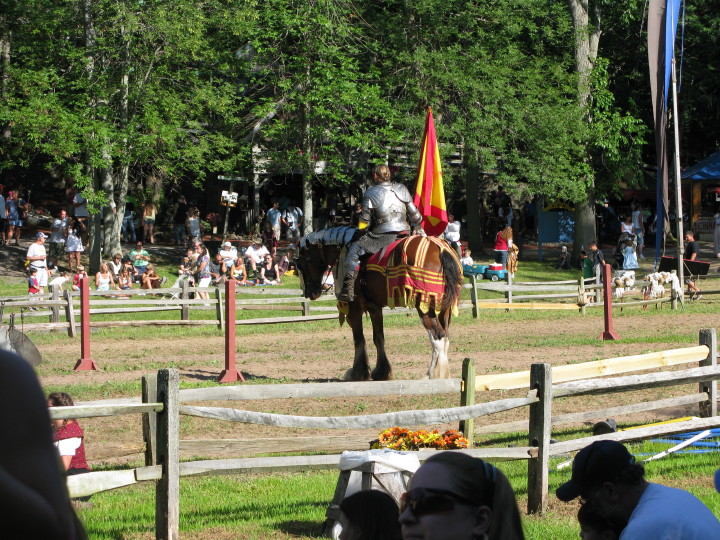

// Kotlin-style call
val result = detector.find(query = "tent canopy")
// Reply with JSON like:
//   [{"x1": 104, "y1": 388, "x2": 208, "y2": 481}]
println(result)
[{"x1": 682, "y1": 150, "x2": 720, "y2": 180}]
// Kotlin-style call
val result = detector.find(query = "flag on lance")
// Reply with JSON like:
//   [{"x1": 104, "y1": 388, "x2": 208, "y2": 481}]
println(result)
[{"x1": 413, "y1": 107, "x2": 448, "y2": 236}]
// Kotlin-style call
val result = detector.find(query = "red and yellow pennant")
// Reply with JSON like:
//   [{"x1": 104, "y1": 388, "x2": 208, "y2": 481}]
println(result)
[{"x1": 413, "y1": 107, "x2": 448, "y2": 236}]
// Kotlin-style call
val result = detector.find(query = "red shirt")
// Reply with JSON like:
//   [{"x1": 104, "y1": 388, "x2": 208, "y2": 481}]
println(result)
[{"x1": 494, "y1": 231, "x2": 508, "y2": 251}]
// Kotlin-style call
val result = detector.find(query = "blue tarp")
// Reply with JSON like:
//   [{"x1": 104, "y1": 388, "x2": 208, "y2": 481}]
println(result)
[{"x1": 681, "y1": 150, "x2": 720, "y2": 180}]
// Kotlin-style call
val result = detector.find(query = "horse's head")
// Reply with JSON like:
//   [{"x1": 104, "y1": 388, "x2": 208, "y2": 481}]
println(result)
[{"x1": 295, "y1": 242, "x2": 329, "y2": 301}]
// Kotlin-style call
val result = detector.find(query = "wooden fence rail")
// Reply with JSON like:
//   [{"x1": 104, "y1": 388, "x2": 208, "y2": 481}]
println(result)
[{"x1": 52, "y1": 329, "x2": 719, "y2": 538}]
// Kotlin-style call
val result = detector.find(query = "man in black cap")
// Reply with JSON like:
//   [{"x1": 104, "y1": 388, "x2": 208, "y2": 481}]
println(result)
[{"x1": 556, "y1": 440, "x2": 720, "y2": 538}]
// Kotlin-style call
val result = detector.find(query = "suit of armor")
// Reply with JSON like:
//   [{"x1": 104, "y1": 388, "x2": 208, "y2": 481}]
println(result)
[{"x1": 339, "y1": 182, "x2": 422, "y2": 302}]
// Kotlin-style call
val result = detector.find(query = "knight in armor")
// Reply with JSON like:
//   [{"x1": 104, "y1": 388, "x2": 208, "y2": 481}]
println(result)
[{"x1": 338, "y1": 164, "x2": 423, "y2": 302}]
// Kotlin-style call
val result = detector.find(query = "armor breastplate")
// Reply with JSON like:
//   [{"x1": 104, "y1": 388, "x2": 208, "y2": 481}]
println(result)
[{"x1": 363, "y1": 182, "x2": 421, "y2": 234}]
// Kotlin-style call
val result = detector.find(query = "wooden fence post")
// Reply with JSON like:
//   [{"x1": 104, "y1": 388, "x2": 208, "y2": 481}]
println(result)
[
  {"x1": 699, "y1": 328, "x2": 717, "y2": 417},
  {"x1": 527, "y1": 363, "x2": 552, "y2": 515},
  {"x1": 142, "y1": 373, "x2": 159, "y2": 466},
  {"x1": 50, "y1": 284, "x2": 60, "y2": 323},
  {"x1": 64, "y1": 290, "x2": 76, "y2": 337},
  {"x1": 302, "y1": 298, "x2": 311, "y2": 316},
  {"x1": 180, "y1": 279, "x2": 189, "y2": 321},
  {"x1": 470, "y1": 274, "x2": 478, "y2": 319},
  {"x1": 578, "y1": 277, "x2": 586, "y2": 315},
  {"x1": 506, "y1": 272, "x2": 513, "y2": 305},
  {"x1": 74, "y1": 277, "x2": 98, "y2": 370},
  {"x1": 156, "y1": 368, "x2": 180, "y2": 540},
  {"x1": 215, "y1": 286, "x2": 224, "y2": 329},
  {"x1": 459, "y1": 358, "x2": 476, "y2": 447},
  {"x1": 218, "y1": 279, "x2": 244, "y2": 383}
]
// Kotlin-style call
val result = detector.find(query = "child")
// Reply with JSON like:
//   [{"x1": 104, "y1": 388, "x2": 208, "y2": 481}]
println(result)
[
  {"x1": 557, "y1": 246, "x2": 570, "y2": 269},
  {"x1": 579, "y1": 250, "x2": 591, "y2": 277},
  {"x1": 47, "y1": 392, "x2": 92, "y2": 504},
  {"x1": 460, "y1": 248, "x2": 473, "y2": 266},
  {"x1": 28, "y1": 268, "x2": 40, "y2": 310},
  {"x1": 622, "y1": 239, "x2": 639, "y2": 270},
  {"x1": 48, "y1": 271, "x2": 70, "y2": 290},
  {"x1": 72, "y1": 265, "x2": 88, "y2": 291}
]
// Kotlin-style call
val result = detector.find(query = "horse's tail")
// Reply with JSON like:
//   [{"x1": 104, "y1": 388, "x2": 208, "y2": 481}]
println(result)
[{"x1": 440, "y1": 248, "x2": 462, "y2": 313}]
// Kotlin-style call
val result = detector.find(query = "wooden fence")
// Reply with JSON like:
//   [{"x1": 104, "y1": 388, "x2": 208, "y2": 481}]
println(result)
[
  {"x1": 463, "y1": 272, "x2": 679, "y2": 315},
  {"x1": 52, "y1": 329, "x2": 720, "y2": 539},
  {"x1": 0, "y1": 284, "x2": 340, "y2": 335}
]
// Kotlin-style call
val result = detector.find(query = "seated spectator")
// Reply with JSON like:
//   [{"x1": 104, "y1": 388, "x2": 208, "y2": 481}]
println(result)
[
  {"x1": 0, "y1": 350, "x2": 88, "y2": 539},
  {"x1": 208, "y1": 252, "x2": 227, "y2": 285},
  {"x1": 47, "y1": 392, "x2": 92, "y2": 505},
  {"x1": 556, "y1": 440, "x2": 720, "y2": 538},
  {"x1": 460, "y1": 249, "x2": 473, "y2": 266},
  {"x1": 218, "y1": 240, "x2": 238, "y2": 267},
  {"x1": 121, "y1": 256, "x2": 139, "y2": 282},
  {"x1": 557, "y1": 246, "x2": 570, "y2": 270},
  {"x1": 95, "y1": 263, "x2": 117, "y2": 291},
  {"x1": 399, "y1": 451, "x2": 525, "y2": 540},
  {"x1": 277, "y1": 254, "x2": 290, "y2": 277},
  {"x1": 256, "y1": 254, "x2": 281, "y2": 285},
  {"x1": 244, "y1": 238, "x2": 269, "y2": 274},
  {"x1": 229, "y1": 257, "x2": 250, "y2": 286},
  {"x1": 129, "y1": 241, "x2": 150, "y2": 279},
  {"x1": 141, "y1": 264, "x2": 162, "y2": 290},
  {"x1": 72, "y1": 266, "x2": 89, "y2": 291},
  {"x1": 339, "y1": 489, "x2": 402, "y2": 540},
  {"x1": 117, "y1": 267, "x2": 134, "y2": 290},
  {"x1": 108, "y1": 253, "x2": 123, "y2": 278}
]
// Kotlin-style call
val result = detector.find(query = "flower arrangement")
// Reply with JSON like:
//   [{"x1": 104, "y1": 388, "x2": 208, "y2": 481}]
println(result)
[{"x1": 370, "y1": 427, "x2": 469, "y2": 451}]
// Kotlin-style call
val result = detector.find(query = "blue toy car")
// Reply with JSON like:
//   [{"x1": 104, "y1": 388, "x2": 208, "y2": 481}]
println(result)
[
  {"x1": 484, "y1": 267, "x2": 508, "y2": 281},
  {"x1": 463, "y1": 264, "x2": 487, "y2": 278}
]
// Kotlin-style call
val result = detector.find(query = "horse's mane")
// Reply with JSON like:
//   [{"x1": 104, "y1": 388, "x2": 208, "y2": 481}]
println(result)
[{"x1": 300, "y1": 226, "x2": 359, "y2": 249}]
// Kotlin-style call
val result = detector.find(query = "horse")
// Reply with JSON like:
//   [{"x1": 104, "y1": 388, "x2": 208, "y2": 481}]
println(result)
[{"x1": 295, "y1": 226, "x2": 463, "y2": 380}]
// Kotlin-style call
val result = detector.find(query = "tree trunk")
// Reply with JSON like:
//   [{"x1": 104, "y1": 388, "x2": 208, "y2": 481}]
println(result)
[
  {"x1": 573, "y1": 198, "x2": 597, "y2": 257},
  {"x1": 0, "y1": 15, "x2": 11, "y2": 141},
  {"x1": 568, "y1": 0, "x2": 601, "y2": 257},
  {"x1": 465, "y1": 160, "x2": 483, "y2": 254}
]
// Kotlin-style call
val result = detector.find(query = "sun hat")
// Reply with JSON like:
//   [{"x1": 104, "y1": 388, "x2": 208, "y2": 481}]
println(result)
[
  {"x1": 223, "y1": 241, "x2": 232, "y2": 247},
  {"x1": 556, "y1": 440, "x2": 636, "y2": 502}
]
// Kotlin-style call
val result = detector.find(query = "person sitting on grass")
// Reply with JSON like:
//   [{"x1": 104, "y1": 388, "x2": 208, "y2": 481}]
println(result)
[
  {"x1": 256, "y1": 254, "x2": 281, "y2": 285},
  {"x1": 229, "y1": 257, "x2": 250, "y2": 286},
  {"x1": 460, "y1": 249, "x2": 474, "y2": 266},
  {"x1": 141, "y1": 264, "x2": 162, "y2": 290},
  {"x1": 95, "y1": 262, "x2": 117, "y2": 291},
  {"x1": 208, "y1": 252, "x2": 228, "y2": 285},
  {"x1": 72, "y1": 265, "x2": 88, "y2": 291}
]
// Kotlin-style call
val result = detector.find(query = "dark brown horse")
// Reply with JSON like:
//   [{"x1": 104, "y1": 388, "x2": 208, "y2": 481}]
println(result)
[{"x1": 296, "y1": 227, "x2": 462, "y2": 380}]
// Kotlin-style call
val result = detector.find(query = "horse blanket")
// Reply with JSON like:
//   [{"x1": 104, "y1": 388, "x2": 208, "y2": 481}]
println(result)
[{"x1": 366, "y1": 236, "x2": 461, "y2": 314}]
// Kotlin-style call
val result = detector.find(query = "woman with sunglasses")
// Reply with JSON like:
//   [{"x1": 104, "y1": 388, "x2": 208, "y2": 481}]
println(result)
[{"x1": 399, "y1": 452, "x2": 525, "y2": 540}]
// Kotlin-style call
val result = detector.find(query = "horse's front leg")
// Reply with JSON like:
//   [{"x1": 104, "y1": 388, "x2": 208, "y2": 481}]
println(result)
[
  {"x1": 420, "y1": 308, "x2": 451, "y2": 379},
  {"x1": 368, "y1": 306, "x2": 392, "y2": 381},
  {"x1": 344, "y1": 303, "x2": 371, "y2": 381}
]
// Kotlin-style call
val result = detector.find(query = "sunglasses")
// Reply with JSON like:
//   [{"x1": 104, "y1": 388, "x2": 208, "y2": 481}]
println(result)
[{"x1": 400, "y1": 488, "x2": 477, "y2": 517}]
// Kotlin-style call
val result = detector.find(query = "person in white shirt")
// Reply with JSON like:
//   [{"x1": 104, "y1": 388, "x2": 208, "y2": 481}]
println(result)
[
  {"x1": 26, "y1": 232, "x2": 49, "y2": 292},
  {"x1": 244, "y1": 239, "x2": 270, "y2": 273},
  {"x1": 444, "y1": 213, "x2": 461, "y2": 257},
  {"x1": 283, "y1": 202, "x2": 304, "y2": 243},
  {"x1": 49, "y1": 208, "x2": 70, "y2": 262},
  {"x1": 218, "y1": 240, "x2": 238, "y2": 267},
  {"x1": 460, "y1": 248, "x2": 474, "y2": 266}
]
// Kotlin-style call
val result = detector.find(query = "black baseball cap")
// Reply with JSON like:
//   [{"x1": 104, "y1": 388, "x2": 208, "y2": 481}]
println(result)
[{"x1": 556, "y1": 440, "x2": 636, "y2": 502}]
